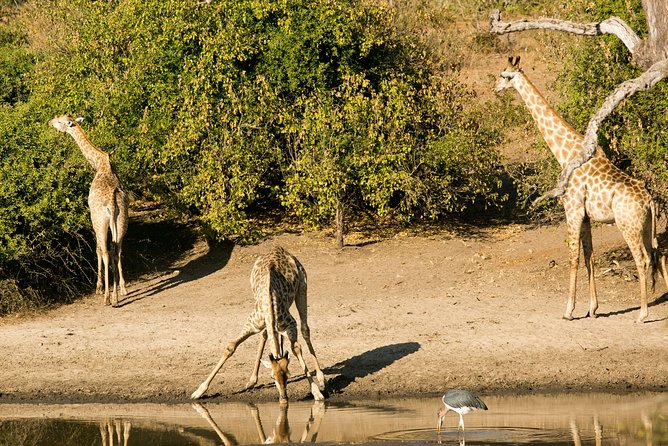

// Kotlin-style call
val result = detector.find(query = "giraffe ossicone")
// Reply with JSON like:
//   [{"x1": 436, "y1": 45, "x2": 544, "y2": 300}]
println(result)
[{"x1": 495, "y1": 57, "x2": 667, "y2": 323}]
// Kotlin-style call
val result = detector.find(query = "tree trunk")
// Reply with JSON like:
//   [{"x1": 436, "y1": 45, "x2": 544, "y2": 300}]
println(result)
[
  {"x1": 639, "y1": 0, "x2": 668, "y2": 66},
  {"x1": 334, "y1": 200, "x2": 344, "y2": 250}
]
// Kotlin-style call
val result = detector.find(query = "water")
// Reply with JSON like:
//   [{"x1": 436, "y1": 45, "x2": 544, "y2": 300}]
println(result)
[{"x1": 0, "y1": 393, "x2": 665, "y2": 445}]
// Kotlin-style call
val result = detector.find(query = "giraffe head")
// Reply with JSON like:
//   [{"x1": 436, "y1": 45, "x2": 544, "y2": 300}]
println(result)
[
  {"x1": 48, "y1": 114, "x2": 84, "y2": 133},
  {"x1": 494, "y1": 56, "x2": 523, "y2": 93},
  {"x1": 262, "y1": 353, "x2": 291, "y2": 404}
]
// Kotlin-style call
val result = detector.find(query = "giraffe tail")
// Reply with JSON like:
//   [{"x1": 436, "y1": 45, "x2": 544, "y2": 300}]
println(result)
[{"x1": 106, "y1": 191, "x2": 122, "y2": 277}]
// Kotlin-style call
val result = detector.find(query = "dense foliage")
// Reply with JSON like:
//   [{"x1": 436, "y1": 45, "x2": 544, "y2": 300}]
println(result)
[
  {"x1": 0, "y1": 0, "x2": 505, "y2": 310},
  {"x1": 4, "y1": 0, "x2": 664, "y2": 312}
]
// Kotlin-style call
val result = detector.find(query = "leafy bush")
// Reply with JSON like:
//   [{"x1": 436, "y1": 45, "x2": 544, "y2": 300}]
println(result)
[{"x1": 0, "y1": 0, "x2": 508, "y2": 311}]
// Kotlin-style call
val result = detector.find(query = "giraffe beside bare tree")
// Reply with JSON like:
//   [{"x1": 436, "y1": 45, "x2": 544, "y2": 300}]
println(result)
[
  {"x1": 49, "y1": 114, "x2": 128, "y2": 306},
  {"x1": 494, "y1": 57, "x2": 667, "y2": 323},
  {"x1": 191, "y1": 246, "x2": 325, "y2": 402}
]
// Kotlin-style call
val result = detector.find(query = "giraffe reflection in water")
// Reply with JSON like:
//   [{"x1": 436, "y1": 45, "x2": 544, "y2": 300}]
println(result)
[
  {"x1": 570, "y1": 416, "x2": 602, "y2": 446},
  {"x1": 193, "y1": 401, "x2": 325, "y2": 444},
  {"x1": 99, "y1": 420, "x2": 131, "y2": 446}
]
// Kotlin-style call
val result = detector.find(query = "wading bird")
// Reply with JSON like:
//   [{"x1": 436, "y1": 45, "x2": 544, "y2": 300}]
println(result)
[{"x1": 437, "y1": 389, "x2": 488, "y2": 433}]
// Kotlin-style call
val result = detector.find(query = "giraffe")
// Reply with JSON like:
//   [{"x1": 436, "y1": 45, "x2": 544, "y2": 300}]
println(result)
[
  {"x1": 49, "y1": 114, "x2": 129, "y2": 306},
  {"x1": 191, "y1": 246, "x2": 326, "y2": 403},
  {"x1": 494, "y1": 56, "x2": 667, "y2": 322}
]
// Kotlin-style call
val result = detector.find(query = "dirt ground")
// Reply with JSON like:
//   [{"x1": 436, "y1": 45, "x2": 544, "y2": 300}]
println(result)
[{"x1": 0, "y1": 218, "x2": 666, "y2": 404}]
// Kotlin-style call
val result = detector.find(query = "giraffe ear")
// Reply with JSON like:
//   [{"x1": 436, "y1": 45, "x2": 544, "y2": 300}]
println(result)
[
  {"x1": 75, "y1": 117, "x2": 84, "y2": 123},
  {"x1": 512, "y1": 56, "x2": 521, "y2": 67}
]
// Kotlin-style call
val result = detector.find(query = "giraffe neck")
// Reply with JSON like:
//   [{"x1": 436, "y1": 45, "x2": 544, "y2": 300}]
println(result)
[
  {"x1": 513, "y1": 74, "x2": 583, "y2": 167},
  {"x1": 67, "y1": 123, "x2": 110, "y2": 171}
]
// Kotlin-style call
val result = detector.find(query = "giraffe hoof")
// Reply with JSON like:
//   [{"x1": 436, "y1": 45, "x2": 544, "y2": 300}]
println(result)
[
  {"x1": 636, "y1": 314, "x2": 648, "y2": 323},
  {"x1": 588, "y1": 312, "x2": 598, "y2": 318},
  {"x1": 191, "y1": 384, "x2": 207, "y2": 400},
  {"x1": 311, "y1": 384, "x2": 325, "y2": 401},
  {"x1": 315, "y1": 372, "x2": 326, "y2": 391},
  {"x1": 562, "y1": 314, "x2": 574, "y2": 321}
]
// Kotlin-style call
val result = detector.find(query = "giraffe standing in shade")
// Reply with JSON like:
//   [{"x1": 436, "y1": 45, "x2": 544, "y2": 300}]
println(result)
[
  {"x1": 49, "y1": 115, "x2": 128, "y2": 306},
  {"x1": 495, "y1": 56, "x2": 666, "y2": 322},
  {"x1": 191, "y1": 246, "x2": 325, "y2": 403}
]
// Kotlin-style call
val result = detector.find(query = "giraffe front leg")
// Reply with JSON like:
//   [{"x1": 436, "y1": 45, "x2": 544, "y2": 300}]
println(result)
[
  {"x1": 564, "y1": 214, "x2": 584, "y2": 320},
  {"x1": 580, "y1": 218, "x2": 598, "y2": 318},
  {"x1": 192, "y1": 327, "x2": 257, "y2": 399}
]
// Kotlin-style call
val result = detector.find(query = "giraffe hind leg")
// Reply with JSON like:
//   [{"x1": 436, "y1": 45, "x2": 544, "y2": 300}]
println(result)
[
  {"x1": 295, "y1": 285, "x2": 325, "y2": 390},
  {"x1": 617, "y1": 216, "x2": 652, "y2": 322},
  {"x1": 285, "y1": 328, "x2": 324, "y2": 401},
  {"x1": 95, "y1": 244, "x2": 104, "y2": 295},
  {"x1": 116, "y1": 241, "x2": 127, "y2": 296}
]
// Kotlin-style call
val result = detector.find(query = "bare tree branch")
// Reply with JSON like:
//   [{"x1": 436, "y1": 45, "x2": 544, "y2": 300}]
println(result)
[
  {"x1": 489, "y1": 9, "x2": 642, "y2": 55},
  {"x1": 490, "y1": 8, "x2": 668, "y2": 204},
  {"x1": 533, "y1": 58, "x2": 668, "y2": 205}
]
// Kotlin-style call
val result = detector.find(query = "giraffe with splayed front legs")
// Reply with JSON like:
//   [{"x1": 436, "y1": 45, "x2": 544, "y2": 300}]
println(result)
[
  {"x1": 49, "y1": 115, "x2": 129, "y2": 306},
  {"x1": 495, "y1": 56, "x2": 667, "y2": 323},
  {"x1": 191, "y1": 246, "x2": 325, "y2": 403}
]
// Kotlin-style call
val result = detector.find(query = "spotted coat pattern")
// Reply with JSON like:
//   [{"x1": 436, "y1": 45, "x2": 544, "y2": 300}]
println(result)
[{"x1": 495, "y1": 60, "x2": 665, "y2": 322}]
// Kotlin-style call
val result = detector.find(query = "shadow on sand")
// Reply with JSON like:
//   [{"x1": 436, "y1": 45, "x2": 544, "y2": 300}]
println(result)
[
  {"x1": 324, "y1": 342, "x2": 421, "y2": 395},
  {"x1": 118, "y1": 219, "x2": 234, "y2": 307},
  {"x1": 593, "y1": 292, "x2": 668, "y2": 323}
]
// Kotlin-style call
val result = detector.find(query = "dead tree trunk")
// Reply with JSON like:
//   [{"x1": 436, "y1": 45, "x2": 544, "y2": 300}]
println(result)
[{"x1": 490, "y1": 0, "x2": 668, "y2": 202}]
